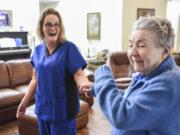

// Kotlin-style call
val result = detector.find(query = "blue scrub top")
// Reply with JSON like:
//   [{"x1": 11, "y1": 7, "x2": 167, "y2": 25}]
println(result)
[{"x1": 31, "y1": 41, "x2": 87, "y2": 122}]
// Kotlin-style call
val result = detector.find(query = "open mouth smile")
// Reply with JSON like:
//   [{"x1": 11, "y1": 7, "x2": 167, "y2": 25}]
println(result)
[{"x1": 48, "y1": 33, "x2": 57, "y2": 36}]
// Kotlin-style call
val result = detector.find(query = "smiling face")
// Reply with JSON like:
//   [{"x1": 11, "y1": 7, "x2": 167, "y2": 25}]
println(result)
[
  {"x1": 43, "y1": 14, "x2": 60, "y2": 45},
  {"x1": 127, "y1": 29, "x2": 169, "y2": 75}
]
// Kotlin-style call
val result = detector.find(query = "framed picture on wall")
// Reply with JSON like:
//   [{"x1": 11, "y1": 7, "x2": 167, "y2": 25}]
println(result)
[
  {"x1": 87, "y1": 12, "x2": 101, "y2": 40},
  {"x1": 0, "y1": 10, "x2": 13, "y2": 28},
  {"x1": 137, "y1": 8, "x2": 155, "y2": 19}
]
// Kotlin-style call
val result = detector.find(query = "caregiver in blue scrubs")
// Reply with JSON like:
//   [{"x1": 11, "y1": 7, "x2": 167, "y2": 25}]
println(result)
[{"x1": 16, "y1": 8, "x2": 92, "y2": 135}]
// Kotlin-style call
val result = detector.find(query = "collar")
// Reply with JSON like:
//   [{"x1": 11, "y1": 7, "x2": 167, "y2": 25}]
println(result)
[{"x1": 132, "y1": 55, "x2": 176, "y2": 81}]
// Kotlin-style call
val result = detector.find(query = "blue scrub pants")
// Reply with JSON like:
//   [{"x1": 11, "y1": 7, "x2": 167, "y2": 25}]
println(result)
[{"x1": 37, "y1": 118, "x2": 76, "y2": 135}]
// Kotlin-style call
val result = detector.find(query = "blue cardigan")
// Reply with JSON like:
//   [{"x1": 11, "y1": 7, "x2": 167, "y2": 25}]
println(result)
[{"x1": 93, "y1": 56, "x2": 180, "y2": 135}]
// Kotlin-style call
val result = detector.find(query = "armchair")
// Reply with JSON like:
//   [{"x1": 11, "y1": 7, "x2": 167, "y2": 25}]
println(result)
[{"x1": 107, "y1": 51, "x2": 134, "y2": 89}]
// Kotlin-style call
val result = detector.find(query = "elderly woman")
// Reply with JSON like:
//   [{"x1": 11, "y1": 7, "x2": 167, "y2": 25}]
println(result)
[{"x1": 92, "y1": 17, "x2": 180, "y2": 135}]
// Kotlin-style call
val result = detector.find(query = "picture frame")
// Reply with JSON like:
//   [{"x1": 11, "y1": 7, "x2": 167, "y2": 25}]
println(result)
[
  {"x1": 137, "y1": 8, "x2": 155, "y2": 19},
  {"x1": 0, "y1": 10, "x2": 13, "y2": 28},
  {"x1": 87, "y1": 12, "x2": 101, "y2": 40}
]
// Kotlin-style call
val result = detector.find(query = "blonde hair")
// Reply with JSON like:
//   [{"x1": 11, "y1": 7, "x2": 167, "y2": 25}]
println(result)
[{"x1": 37, "y1": 8, "x2": 66, "y2": 43}]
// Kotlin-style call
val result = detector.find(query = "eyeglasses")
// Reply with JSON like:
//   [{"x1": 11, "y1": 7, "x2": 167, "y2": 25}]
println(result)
[{"x1": 44, "y1": 22, "x2": 60, "y2": 29}]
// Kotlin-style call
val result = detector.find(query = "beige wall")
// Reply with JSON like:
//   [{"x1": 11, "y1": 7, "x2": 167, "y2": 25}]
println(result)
[
  {"x1": 0, "y1": 0, "x2": 40, "y2": 48},
  {"x1": 0, "y1": 0, "x2": 39, "y2": 34},
  {"x1": 122, "y1": 0, "x2": 167, "y2": 50},
  {"x1": 1, "y1": 0, "x2": 175, "y2": 53},
  {"x1": 41, "y1": 0, "x2": 123, "y2": 56}
]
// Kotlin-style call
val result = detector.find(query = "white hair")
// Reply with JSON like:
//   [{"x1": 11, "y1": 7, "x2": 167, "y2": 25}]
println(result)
[{"x1": 132, "y1": 17, "x2": 175, "y2": 48}]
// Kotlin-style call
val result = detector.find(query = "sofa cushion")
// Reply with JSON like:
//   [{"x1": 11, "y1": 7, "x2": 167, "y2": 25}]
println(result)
[
  {"x1": 0, "y1": 60, "x2": 10, "y2": 88},
  {"x1": 15, "y1": 84, "x2": 35, "y2": 102},
  {"x1": 6, "y1": 59, "x2": 32, "y2": 88},
  {"x1": 0, "y1": 88, "x2": 23, "y2": 109},
  {"x1": 14, "y1": 84, "x2": 29, "y2": 94}
]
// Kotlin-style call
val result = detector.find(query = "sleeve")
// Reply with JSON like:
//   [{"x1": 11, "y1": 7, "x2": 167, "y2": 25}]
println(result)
[
  {"x1": 67, "y1": 43, "x2": 87, "y2": 74},
  {"x1": 30, "y1": 49, "x2": 36, "y2": 68},
  {"x1": 30, "y1": 46, "x2": 38, "y2": 68},
  {"x1": 93, "y1": 65, "x2": 172, "y2": 130}
]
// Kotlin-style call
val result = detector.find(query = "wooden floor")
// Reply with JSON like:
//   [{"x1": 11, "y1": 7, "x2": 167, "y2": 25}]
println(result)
[{"x1": 0, "y1": 99, "x2": 110, "y2": 135}]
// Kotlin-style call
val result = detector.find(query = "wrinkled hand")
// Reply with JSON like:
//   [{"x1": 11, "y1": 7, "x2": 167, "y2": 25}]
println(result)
[{"x1": 79, "y1": 82, "x2": 93, "y2": 98}]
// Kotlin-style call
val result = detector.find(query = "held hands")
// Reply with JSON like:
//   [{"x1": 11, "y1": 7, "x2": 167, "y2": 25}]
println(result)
[{"x1": 79, "y1": 82, "x2": 93, "y2": 98}]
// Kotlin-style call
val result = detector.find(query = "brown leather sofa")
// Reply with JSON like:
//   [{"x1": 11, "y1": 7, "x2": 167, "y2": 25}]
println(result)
[
  {"x1": 0, "y1": 59, "x2": 33, "y2": 124},
  {"x1": 0, "y1": 59, "x2": 93, "y2": 133}
]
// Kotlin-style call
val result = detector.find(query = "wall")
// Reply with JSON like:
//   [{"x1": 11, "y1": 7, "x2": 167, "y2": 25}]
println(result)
[
  {"x1": 167, "y1": 0, "x2": 180, "y2": 52},
  {"x1": 0, "y1": 0, "x2": 39, "y2": 47},
  {"x1": 40, "y1": 0, "x2": 123, "y2": 57},
  {"x1": 122, "y1": 0, "x2": 167, "y2": 50},
  {"x1": 1, "y1": 0, "x2": 179, "y2": 54}
]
